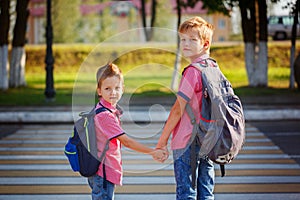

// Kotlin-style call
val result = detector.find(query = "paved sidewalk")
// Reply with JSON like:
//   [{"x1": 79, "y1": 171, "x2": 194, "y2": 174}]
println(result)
[{"x1": 0, "y1": 95, "x2": 299, "y2": 123}]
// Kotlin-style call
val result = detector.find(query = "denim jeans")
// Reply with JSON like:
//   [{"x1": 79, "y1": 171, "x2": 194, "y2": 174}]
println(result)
[
  {"x1": 88, "y1": 175, "x2": 115, "y2": 200},
  {"x1": 173, "y1": 144, "x2": 215, "y2": 200}
]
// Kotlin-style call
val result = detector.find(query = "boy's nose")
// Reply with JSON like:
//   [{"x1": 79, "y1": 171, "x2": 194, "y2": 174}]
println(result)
[
  {"x1": 111, "y1": 89, "x2": 117, "y2": 94},
  {"x1": 182, "y1": 40, "x2": 190, "y2": 46}
]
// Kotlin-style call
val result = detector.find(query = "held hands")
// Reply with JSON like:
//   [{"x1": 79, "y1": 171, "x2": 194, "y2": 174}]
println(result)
[{"x1": 151, "y1": 148, "x2": 169, "y2": 163}]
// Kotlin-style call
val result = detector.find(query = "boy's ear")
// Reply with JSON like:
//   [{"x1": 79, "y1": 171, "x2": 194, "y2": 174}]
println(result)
[
  {"x1": 203, "y1": 40, "x2": 210, "y2": 48},
  {"x1": 97, "y1": 88, "x2": 101, "y2": 96}
]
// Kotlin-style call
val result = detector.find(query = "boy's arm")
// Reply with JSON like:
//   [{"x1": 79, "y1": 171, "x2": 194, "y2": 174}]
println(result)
[
  {"x1": 117, "y1": 134, "x2": 167, "y2": 162},
  {"x1": 156, "y1": 95, "x2": 187, "y2": 150},
  {"x1": 118, "y1": 134, "x2": 153, "y2": 154}
]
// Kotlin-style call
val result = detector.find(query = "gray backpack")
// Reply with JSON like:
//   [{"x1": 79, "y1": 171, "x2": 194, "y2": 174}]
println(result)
[{"x1": 186, "y1": 58, "x2": 245, "y2": 187}]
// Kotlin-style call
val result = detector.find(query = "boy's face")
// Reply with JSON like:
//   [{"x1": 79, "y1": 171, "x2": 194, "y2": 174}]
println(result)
[
  {"x1": 179, "y1": 29, "x2": 206, "y2": 61},
  {"x1": 97, "y1": 76, "x2": 123, "y2": 106}
]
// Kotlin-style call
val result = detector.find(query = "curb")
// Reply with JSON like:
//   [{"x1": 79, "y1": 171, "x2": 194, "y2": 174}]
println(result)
[{"x1": 0, "y1": 109, "x2": 300, "y2": 123}]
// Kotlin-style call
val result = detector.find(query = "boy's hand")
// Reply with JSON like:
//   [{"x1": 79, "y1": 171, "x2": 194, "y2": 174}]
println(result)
[{"x1": 151, "y1": 148, "x2": 169, "y2": 163}]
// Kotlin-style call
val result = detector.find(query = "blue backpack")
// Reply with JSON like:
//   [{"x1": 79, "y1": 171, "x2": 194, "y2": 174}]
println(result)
[{"x1": 64, "y1": 106, "x2": 111, "y2": 177}]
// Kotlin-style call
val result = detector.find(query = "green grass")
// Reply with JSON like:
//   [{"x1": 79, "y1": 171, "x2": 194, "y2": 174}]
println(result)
[
  {"x1": 0, "y1": 65, "x2": 295, "y2": 106},
  {"x1": 0, "y1": 43, "x2": 299, "y2": 106}
]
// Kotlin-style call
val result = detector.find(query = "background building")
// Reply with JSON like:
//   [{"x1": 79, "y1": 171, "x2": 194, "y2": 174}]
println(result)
[{"x1": 27, "y1": 0, "x2": 232, "y2": 44}]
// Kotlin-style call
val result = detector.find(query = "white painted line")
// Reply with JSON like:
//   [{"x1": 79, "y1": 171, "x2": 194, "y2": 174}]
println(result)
[
  {"x1": 0, "y1": 195, "x2": 91, "y2": 200},
  {"x1": 0, "y1": 147, "x2": 64, "y2": 151},
  {"x1": 0, "y1": 155, "x2": 66, "y2": 160},
  {"x1": 246, "y1": 138, "x2": 271, "y2": 142},
  {"x1": 0, "y1": 140, "x2": 66, "y2": 144},
  {"x1": 5, "y1": 135, "x2": 69, "y2": 139},
  {"x1": 1, "y1": 176, "x2": 300, "y2": 185},
  {"x1": 236, "y1": 154, "x2": 291, "y2": 159},
  {"x1": 1, "y1": 194, "x2": 300, "y2": 200},
  {"x1": 213, "y1": 163, "x2": 300, "y2": 170},
  {"x1": 242, "y1": 146, "x2": 279, "y2": 150}
]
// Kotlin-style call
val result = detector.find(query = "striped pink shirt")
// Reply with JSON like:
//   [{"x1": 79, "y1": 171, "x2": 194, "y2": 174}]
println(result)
[
  {"x1": 171, "y1": 54, "x2": 209, "y2": 150},
  {"x1": 94, "y1": 99, "x2": 124, "y2": 185}
]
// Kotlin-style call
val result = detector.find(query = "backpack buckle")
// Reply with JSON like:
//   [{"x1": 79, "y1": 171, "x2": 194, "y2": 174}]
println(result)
[{"x1": 191, "y1": 119, "x2": 196, "y2": 124}]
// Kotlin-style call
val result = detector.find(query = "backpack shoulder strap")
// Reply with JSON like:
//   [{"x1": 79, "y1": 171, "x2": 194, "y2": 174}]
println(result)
[
  {"x1": 95, "y1": 106, "x2": 112, "y2": 115},
  {"x1": 95, "y1": 103, "x2": 113, "y2": 115},
  {"x1": 191, "y1": 58, "x2": 217, "y2": 71}
]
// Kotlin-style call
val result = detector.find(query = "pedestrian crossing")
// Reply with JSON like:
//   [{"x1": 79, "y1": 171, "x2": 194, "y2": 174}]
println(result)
[{"x1": 0, "y1": 123, "x2": 299, "y2": 200}]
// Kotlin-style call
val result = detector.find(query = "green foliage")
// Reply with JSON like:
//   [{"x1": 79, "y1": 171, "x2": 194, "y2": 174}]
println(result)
[
  {"x1": 201, "y1": 0, "x2": 230, "y2": 15},
  {"x1": 25, "y1": 44, "x2": 95, "y2": 69},
  {"x1": 52, "y1": 0, "x2": 81, "y2": 43},
  {"x1": 98, "y1": 6, "x2": 116, "y2": 42},
  {"x1": 1, "y1": 43, "x2": 299, "y2": 106}
]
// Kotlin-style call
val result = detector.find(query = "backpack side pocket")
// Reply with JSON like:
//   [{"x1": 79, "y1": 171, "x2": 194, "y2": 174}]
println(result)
[{"x1": 64, "y1": 138, "x2": 80, "y2": 172}]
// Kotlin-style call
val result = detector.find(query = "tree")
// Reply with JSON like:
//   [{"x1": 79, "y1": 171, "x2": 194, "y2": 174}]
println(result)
[
  {"x1": 290, "y1": 0, "x2": 300, "y2": 89},
  {"x1": 201, "y1": 0, "x2": 269, "y2": 87},
  {"x1": 0, "y1": 0, "x2": 10, "y2": 90},
  {"x1": 98, "y1": 3, "x2": 114, "y2": 42},
  {"x1": 9, "y1": 0, "x2": 30, "y2": 88},
  {"x1": 140, "y1": 0, "x2": 157, "y2": 41},
  {"x1": 170, "y1": 0, "x2": 183, "y2": 91},
  {"x1": 52, "y1": 0, "x2": 80, "y2": 43},
  {"x1": 237, "y1": 0, "x2": 268, "y2": 87}
]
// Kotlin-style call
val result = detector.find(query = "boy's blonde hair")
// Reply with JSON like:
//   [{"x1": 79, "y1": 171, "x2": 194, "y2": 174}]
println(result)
[
  {"x1": 96, "y1": 62, "x2": 123, "y2": 89},
  {"x1": 179, "y1": 16, "x2": 214, "y2": 44}
]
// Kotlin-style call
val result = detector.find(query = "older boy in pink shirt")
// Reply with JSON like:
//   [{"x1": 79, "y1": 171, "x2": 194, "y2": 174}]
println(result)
[{"x1": 156, "y1": 17, "x2": 216, "y2": 200}]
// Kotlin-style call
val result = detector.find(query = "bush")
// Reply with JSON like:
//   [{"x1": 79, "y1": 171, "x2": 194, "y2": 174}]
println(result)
[{"x1": 25, "y1": 43, "x2": 298, "y2": 71}]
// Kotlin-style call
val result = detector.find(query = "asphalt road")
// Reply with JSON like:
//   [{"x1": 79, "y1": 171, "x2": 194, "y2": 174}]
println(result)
[
  {"x1": 0, "y1": 124, "x2": 23, "y2": 140},
  {"x1": 250, "y1": 120, "x2": 300, "y2": 165}
]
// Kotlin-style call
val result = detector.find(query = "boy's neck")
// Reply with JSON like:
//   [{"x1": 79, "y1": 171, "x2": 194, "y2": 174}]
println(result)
[{"x1": 190, "y1": 53, "x2": 210, "y2": 63}]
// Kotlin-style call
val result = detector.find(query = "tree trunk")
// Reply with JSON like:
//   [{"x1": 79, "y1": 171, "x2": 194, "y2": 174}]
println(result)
[
  {"x1": 290, "y1": 0, "x2": 300, "y2": 89},
  {"x1": 140, "y1": 0, "x2": 156, "y2": 41},
  {"x1": 0, "y1": 0, "x2": 10, "y2": 90},
  {"x1": 0, "y1": 46, "x2": 9, "y2": 90},
  {"x1": 171, "y1": 0, "x2": 182, "y2": 91},
  {"x1": 239, "y1": 0, "x2": 268, "y2": 87},
  {"x1": 9, "y1": 0, "x2": 29, "y2": 87},
  {"x1": 256, "y1": 0, "x2": 268, "y2": 87},
  {"x1": 9, "y1": 47, "x2": 26, "y2": 87},
  {"x1": 239, "y1": 0, "x2": 256, "y2": 86},
  {"x1": 256, "y1": 41, "x2": 268, "y2": 86},
  {"x1": 140, "y1": 0, "x2": 149, "y2": 41},
  {"x1": 244, "y1": 42, "x2": 255, "y2": 85},
  {"x1": 149, "y1": 0, "x2": 157, "y2": 40}
]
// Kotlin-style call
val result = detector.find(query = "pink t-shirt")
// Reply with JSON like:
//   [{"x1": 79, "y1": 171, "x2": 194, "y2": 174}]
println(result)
[
  {"x1": 171, "y1": 54, "x2": 209, "y2": 150},
  {"x1": 94, "y1": 99, "x2": 125, "y2": 185}
]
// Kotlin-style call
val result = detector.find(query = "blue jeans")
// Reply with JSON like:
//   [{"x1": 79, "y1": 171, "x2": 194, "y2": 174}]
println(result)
[
  {"x1": 173, "y1": 145, "x2": 215, "y2": 200},
  {"x1": 88, "y1": 175, "x2": 115, "y2": 200}
]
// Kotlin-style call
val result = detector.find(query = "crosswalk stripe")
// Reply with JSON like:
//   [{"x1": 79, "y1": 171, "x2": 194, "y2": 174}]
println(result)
[
  {"x1": 1, "y1": 193, "x2": 299, "y2": 200},
  {"x1": 0, "y1": 124, "x2": 299, "y2": 200},
  {"x1": 0, "y1": 145, "x2": 281, "y2": 151},
  {"x1": 0, "y1": 193, "x2": 299, "y2": 200},
  {"x1": 1, "y1": 176, "x2": 300, "y2": 185},
  {"x1": 0, "y1": 158, "x2": 296, "y2": 165},
  {"x1": 1, "y1": 168, "x2": 300, "y2": 177},
  {"x1": 1, "y1": 183, "x2": 300, "y2": 194}
]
